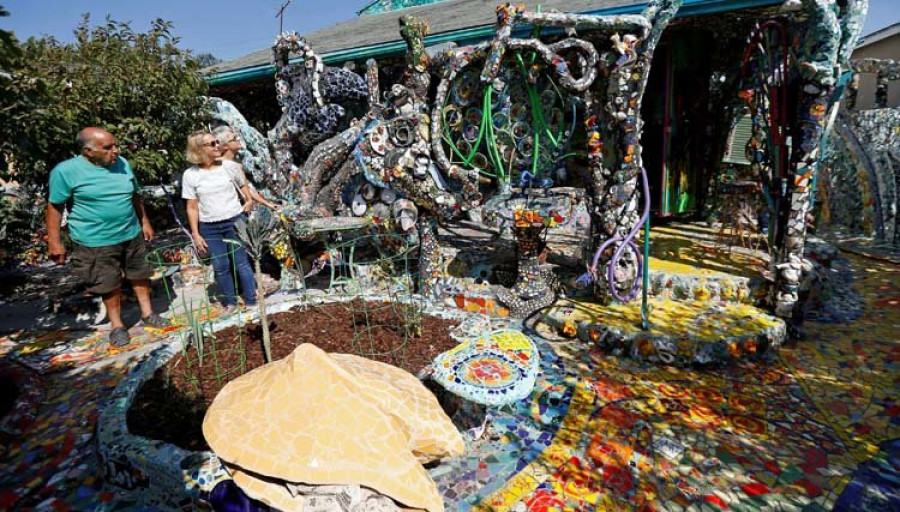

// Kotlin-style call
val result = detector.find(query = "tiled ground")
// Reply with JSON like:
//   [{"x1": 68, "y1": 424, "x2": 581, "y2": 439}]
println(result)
[{"x1": 0, "y1": 246, "x2": 897, "y2": 510}]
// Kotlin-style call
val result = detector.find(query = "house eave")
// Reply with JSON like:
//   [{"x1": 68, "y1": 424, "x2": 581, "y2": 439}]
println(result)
[{"x1": 206, "y1": 0, "x2": 783, "y2": 88}]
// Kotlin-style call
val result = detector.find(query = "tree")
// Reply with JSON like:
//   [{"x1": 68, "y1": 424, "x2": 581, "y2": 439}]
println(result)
[
  {"x1": 0, "y1": 15, "x2": 209, "y2": 187},
  {"x1": 195, "y1": 52, "x2": 221, "y2": 69},
  {"x1": 0, "y1": 6, "x2": 20, "y2": 72}
]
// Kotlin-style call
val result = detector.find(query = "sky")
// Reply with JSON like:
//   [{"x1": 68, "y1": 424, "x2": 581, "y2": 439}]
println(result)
[{"x1": 3, "y1": 0, "x2": 899, "y2": 63}]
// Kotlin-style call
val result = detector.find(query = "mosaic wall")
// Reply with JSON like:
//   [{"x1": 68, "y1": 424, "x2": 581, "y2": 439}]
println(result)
[{"x1": 821, "y1": 107, "x2": 900, "y2": 243}]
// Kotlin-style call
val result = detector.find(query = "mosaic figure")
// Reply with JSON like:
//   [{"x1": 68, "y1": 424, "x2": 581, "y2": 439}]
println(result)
[
  {"x1": 272, "y1": 32, "x2": 369, "y2": 149},
  {"x1": 269, "y1": 32, "x2": 369, "y2": 208},
  {"x1": 205, "y1": 97, "x2": 275, "y2": 188}
]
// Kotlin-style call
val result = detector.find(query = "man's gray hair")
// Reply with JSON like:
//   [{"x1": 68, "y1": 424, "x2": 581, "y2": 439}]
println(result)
[
  {"x1": 211, "y1": 125, "x2": 235, "y2": 144},
  {"x1": 75, "y1": 131, "x2": 91, "y2": 151}
]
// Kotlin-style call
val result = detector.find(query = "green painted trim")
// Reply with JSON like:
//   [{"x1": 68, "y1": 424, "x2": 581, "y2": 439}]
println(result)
[
  {"x1": 207, "y1": 0, "x2": 784, "y2": 87},
  {"x1": 358, "y1": 0, "x2": 450, "y2": 17},
  {"x1": 357, "y1": 0, "x2": 382, "y2": 16}
]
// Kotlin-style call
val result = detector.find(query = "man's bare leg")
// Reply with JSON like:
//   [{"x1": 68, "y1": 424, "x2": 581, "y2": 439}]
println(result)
[
  {"x1": 131, "y1": 279, "x2": 154, "y2": 318},
  {"x1": 102, "y1": 288, "x2": 125, "y2": 329}
]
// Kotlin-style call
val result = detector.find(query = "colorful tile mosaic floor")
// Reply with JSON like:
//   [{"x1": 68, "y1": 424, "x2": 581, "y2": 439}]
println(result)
[{"x1": 0, "y1": 252, "x2": 897, "y2": 511}]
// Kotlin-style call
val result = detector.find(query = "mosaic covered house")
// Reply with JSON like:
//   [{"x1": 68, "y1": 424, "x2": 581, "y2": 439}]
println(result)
[{"x1": 204, "y1": 0, "x2": 869, "y2": 324}]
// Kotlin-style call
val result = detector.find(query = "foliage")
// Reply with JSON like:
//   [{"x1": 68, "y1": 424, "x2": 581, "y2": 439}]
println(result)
[
  {"x1": 0, "y1": 6, "x2": 21, "y2": 71},
  {"x1": 195, "y1": 52, "x2": 221, "y2": 69},
  {"x1": 0, "y1": 187, "x2": 47, "y2": 266},
  {"x1": 0, "y1": 14, "x2": 209, "y2": 187},
  {"x1": 234, "y1": 207, "x2": 278, "y2": 261}
]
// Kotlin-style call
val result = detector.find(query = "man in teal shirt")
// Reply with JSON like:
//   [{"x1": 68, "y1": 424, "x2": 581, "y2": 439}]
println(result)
[{"x1": 46, "y1": 127, "x2": 168, "y2": 347}]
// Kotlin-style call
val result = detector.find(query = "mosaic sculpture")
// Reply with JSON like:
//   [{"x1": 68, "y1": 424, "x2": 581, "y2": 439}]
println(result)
[
  {"x1": 201, "y1": 2, "x2": 685, "y2": 319},
  {"x1": 204, "y1": 343, "x2": 464, "y2": 512},
  {"x1": 430, "y1": 1, "x2": 683, "y2": 316},
  {"x1": 202, "y1": 0, "x2": 870, "y2": 330},
  {"x1": 272, "y1": 32, "x2": 369, "y2": 149},
  {"x1": 206, "y1": 97, "x2": 275, "y2": 187},
  {"x1": 271, "y1": 32, "x2": 370, "y2": 208}
]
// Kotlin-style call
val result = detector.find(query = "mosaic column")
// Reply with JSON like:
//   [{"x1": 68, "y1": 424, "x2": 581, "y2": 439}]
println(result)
[
  {"x1": 511, "y1": 225, "x2": 549, "y2": 300},
  {"x1": 496, "y1": 219, "x2": 559, "y2": 318},
  {"x1": 772, "y1": 0, "x2": 868, "y2": 318},
  {"x1": 588, "y1": 0, "x2": 681, "y2": 301},
  {"x1": 417, "y1": 215, "x2": 444, "y2": 300}
]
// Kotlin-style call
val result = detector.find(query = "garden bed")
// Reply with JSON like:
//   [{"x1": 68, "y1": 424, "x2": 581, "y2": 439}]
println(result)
[{"x1": 128, "y1": 299, "x2": 460, "y2": 451}]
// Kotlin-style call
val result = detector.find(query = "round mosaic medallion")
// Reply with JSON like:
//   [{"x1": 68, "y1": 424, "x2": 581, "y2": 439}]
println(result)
[{"x1": 432, "y1": 329, "x2": 538, "y2": 406}]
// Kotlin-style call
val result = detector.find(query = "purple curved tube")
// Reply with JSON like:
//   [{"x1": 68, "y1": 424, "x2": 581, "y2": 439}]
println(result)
[{"x1": 586, "y1": 166, "x2": 651, "y2": 302}]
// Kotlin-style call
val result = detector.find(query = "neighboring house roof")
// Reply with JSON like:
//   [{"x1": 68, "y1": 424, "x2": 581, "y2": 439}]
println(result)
[
  {"x1": 855, "y1": 22, "x2": 900, "y2": 50},
  {"x1": 207, "y1": 0, "x2": 783, "y2": 87}
]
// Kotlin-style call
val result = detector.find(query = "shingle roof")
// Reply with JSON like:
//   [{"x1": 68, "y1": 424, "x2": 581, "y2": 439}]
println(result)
[
  {"x1": 209, "y1": 0, "x2": 638, "y2": 75},
  {"x1": 855, "y1": 22, "x2": 900, "y2": 50}
]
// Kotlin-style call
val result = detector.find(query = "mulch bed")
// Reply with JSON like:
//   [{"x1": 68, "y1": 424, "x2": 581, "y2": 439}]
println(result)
[{"x1": 128, "y1": 300, "x2": 460, "y2": 451}]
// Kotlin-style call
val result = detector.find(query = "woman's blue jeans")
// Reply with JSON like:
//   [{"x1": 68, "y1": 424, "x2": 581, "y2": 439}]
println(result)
[{"x1": 199, "y1": 215, "x2": 257, "y2": 306}]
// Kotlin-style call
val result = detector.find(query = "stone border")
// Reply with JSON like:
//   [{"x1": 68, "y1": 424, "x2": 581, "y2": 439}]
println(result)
[
  {"x1": 96, "y1": 291, "x2": 488, "y2": 510},
  {"x1": 541, "y1": 308, "x2": 786, "y2": 367},
  {"x1": 647, "y1": 271, "x2": 758, "y2": 304}
]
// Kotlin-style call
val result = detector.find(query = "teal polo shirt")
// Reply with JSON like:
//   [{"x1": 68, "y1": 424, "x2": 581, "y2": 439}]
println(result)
[{"x1": 49, "y1": 156, "x2": 141, "y2": 247}]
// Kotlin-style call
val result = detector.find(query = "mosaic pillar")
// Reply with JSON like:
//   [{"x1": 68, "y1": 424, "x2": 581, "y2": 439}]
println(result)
[
  {"x1": 844, "y1": 71, "x2": 859, "y2": 110},
  {"x1": 774, "y1": 87, "x2": 829, "y2": 318},
  {"x1": 588, "y1": 0, "x2": 681, "y2": 301},
  {"x1": 510, "y1": 225, "x2": 549, "y2": 300},
  {"x1": 875, "y1": 71, "x2": 890, "y2": 109},
  {"x1": 771, "y1": 0, "x2": 868, "y2": 319},
  {"x1": 365, "y1": 58, "x2": 380, "y2": 113},
  {"x1": 417, "y1": 215, "x2": 444, "y2": 300}
]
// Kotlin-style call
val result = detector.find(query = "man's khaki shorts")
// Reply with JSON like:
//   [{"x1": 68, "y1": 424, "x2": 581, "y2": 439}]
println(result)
[{"x1": 71, "y1": 234, "x2": 154, "y2": 295}]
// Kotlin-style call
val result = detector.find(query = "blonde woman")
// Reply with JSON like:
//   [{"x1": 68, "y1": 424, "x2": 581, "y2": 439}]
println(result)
[{"x1": 182, "y1": 131, "x2": 256, "y2": 308}]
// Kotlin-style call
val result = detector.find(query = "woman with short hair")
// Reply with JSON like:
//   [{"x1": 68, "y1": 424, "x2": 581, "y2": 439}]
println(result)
[
  {"x1": 182, "y1": 130, "x2": 257, "y2": 309},
  {"x1": 210, "y1": 125, "x2": 278, "y2": 210}
]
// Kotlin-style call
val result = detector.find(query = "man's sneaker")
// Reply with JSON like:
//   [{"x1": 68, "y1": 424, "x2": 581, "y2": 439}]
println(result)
[
  {"x1": 109, "y1": 327, "x2": 131, "y2": 348},
  {"x1": 141, "y1": 313, "x2": 170, "y2": 329}
]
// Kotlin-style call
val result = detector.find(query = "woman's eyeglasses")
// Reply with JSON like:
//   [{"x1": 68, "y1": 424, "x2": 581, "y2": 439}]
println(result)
[{"x1": 202, "y1": 140, "x2": 220, "y2": 147}]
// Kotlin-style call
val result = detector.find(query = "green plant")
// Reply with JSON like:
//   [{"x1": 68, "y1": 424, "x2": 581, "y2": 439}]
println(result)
[
  {"x1": 234, "y1": 207, "x2": 280, "y2": 363},
  {"x1": 0, "y1": 186, "x2": 49, "y2": 265}
]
